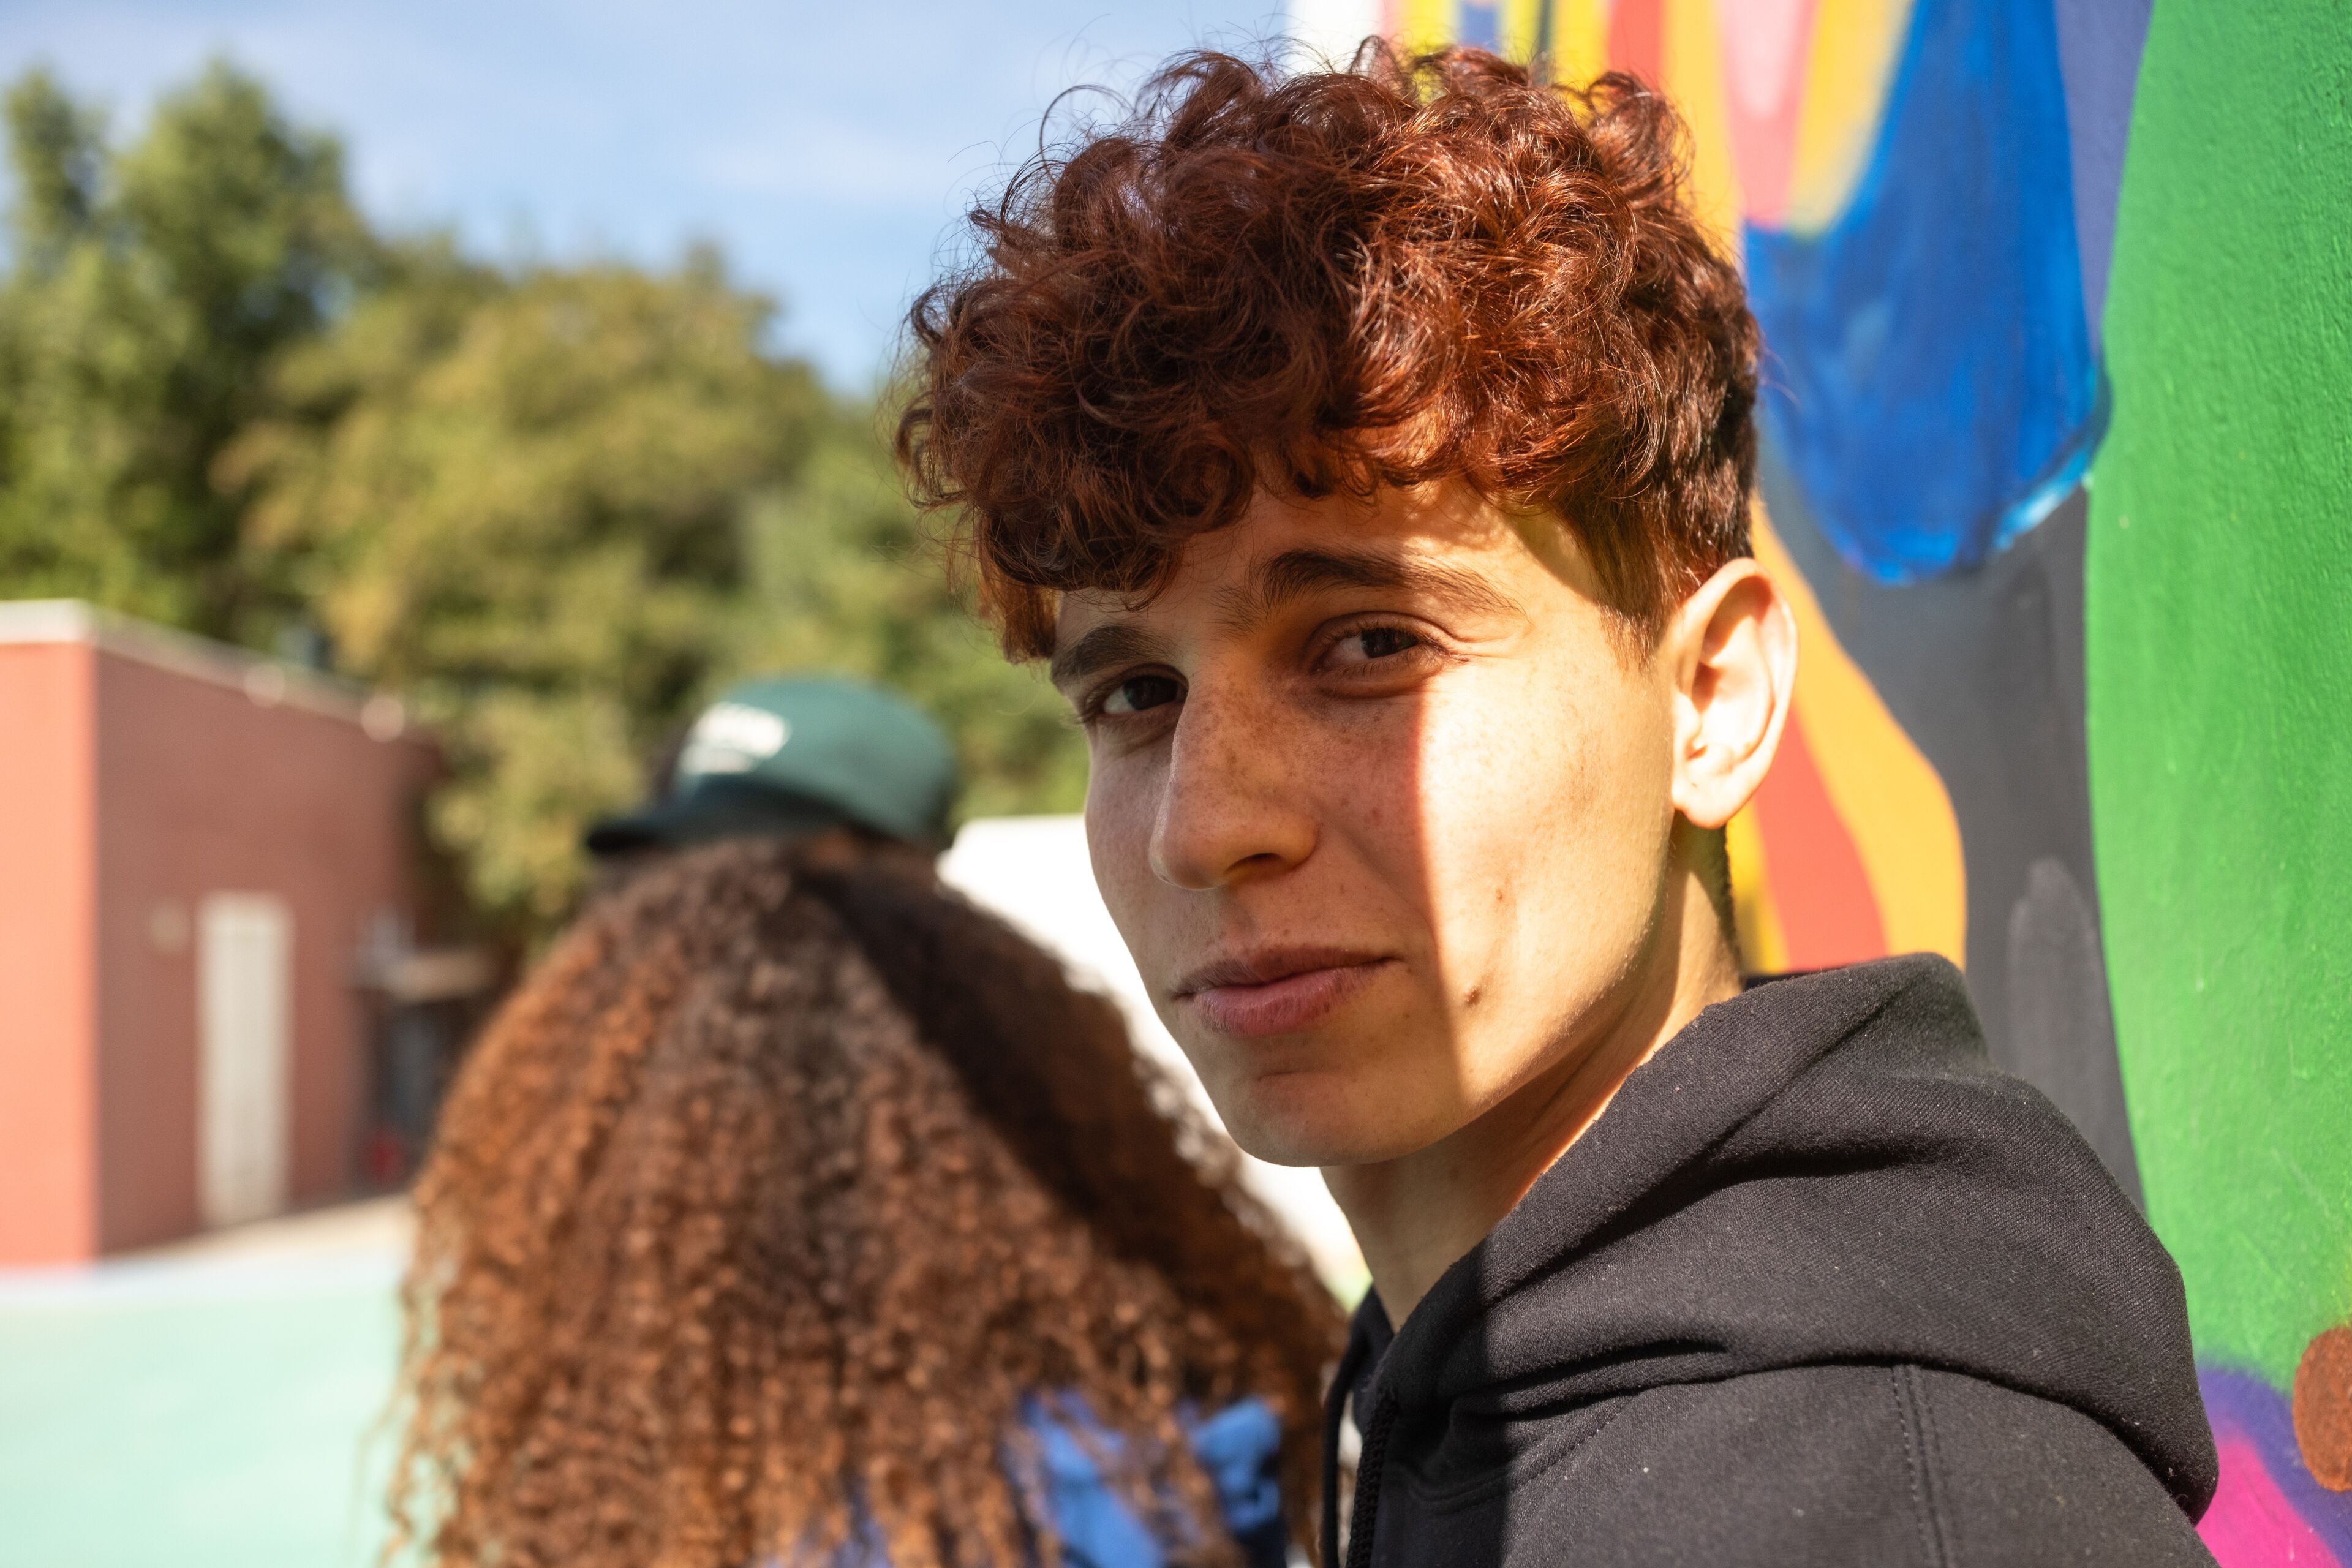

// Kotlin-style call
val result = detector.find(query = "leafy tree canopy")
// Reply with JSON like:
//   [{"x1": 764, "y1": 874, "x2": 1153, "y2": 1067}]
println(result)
[
  {"x1": 0, "y1": 61, "x2": 372, "y2": 636},
  {"x1": 1, "y1": 62, "x2": 1083, "y2": 941}
]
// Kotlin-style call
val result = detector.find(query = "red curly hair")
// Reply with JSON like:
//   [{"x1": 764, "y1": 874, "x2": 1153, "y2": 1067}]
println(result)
[{"x1": 899, "y1": 45, "x2": 1759, "y2": 657}]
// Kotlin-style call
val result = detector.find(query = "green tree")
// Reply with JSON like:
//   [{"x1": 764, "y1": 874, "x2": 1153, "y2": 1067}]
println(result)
[
  {"x1": 232, "y1": 249, "x2": 824, "y2": 931},
  {"x1": 236, "y1": 269, "x2": 1087, "y2": 934},
  {"x1": 0, "y1": 62, "x2": 372, "y2": 640},
  {"x1": 729, "y1": 402, "x2": 1087, "y2": 823}
]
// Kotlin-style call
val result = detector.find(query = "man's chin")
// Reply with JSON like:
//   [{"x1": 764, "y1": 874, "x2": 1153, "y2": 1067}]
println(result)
[{"x1": 1213, "y1": 1074, "x2": 1454, "y2": 1169}]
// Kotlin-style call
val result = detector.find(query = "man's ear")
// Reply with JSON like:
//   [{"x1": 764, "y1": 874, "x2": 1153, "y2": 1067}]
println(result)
[{"x1": 1664, "y1": 559, "x2": 1797, "y2": 831}]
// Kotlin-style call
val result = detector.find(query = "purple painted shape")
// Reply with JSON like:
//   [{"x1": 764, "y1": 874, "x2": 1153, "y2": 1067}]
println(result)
[
  {"x1": 2199, "y1": 1368, "x2": 2352, "y2": 1564},
  {"x1": 2051, "y1": 0, "x2": 2152, "y2": 345}
]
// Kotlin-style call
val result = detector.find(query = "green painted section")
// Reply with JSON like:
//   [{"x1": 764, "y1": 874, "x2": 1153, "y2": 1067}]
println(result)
[
  {"x1": 0, "y1": 1270, "x2": 399, "y2": 1568},
  {"x1": 2086, "y1": 0, "x2": 2352, "y2": 1388}
]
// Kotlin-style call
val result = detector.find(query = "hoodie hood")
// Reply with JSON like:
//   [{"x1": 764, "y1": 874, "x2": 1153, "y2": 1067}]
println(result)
[{"x1": 1324, "y1": 956, "x2": 2215, "y2": 1562}]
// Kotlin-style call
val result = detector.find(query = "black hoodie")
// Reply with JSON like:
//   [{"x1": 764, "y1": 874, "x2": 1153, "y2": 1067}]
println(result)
[{"x1": 1319, "y1": 956, "x2": 2218, "y2": 1567}]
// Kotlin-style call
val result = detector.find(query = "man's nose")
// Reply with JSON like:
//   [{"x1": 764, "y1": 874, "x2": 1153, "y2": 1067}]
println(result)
[{"x1": 1148, "y1": 688, "x2": 1317, "y2": 891}]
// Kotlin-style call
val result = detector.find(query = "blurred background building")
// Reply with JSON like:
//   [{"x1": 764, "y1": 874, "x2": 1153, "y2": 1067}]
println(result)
[{"x1": 0, "y1": 601, "x2": 484, "y2": 1264}]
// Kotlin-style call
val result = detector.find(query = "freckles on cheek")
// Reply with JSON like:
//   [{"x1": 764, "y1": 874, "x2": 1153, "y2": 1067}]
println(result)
[
  {"x1": 1332, "y1": 730, "x2": 1423, "y2": 852},
  {"x1": 1085, "y1": 761, "x2": 1160, "y2": 902}
]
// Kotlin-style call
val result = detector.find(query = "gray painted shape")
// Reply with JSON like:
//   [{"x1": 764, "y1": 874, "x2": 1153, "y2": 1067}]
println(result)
[
  {"x1": 2007, "y1": 856, "x2": 2139, "y2": 1201},
  {"x1": 1760, "y1": 443, "x2": 2143, "y2": 1203}
]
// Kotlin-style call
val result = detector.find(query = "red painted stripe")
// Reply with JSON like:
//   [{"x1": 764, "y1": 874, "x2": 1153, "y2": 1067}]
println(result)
[
  {"x1": 1717, "y1": 0, "x2": 1820, "y2": 223},
  {"x1": 1607, "y1": 0, "x2": 1665, "y2": 88},
  {"x1": 1751, "y1": 717, "x2": 1888, "y2": 969}
]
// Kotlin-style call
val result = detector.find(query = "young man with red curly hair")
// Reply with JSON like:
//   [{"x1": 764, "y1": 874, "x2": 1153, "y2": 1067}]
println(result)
[{"x1": 902, "y1": 47, "x2": 2217, "y2": 1567}]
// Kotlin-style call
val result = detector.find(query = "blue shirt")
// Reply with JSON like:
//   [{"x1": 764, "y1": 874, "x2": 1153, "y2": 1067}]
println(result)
[
  {"x1": 817, "y1": 1397, "x2": 1288, "y2": 1568},
  {"x1": 1028, "y1": 1396, "x2": 1287, "y2": 1568}
]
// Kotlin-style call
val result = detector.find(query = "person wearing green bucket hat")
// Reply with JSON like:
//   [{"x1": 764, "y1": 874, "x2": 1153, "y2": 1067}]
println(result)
[{"x1": 585, "y1": 674, "x2": 959, "y2": 858}]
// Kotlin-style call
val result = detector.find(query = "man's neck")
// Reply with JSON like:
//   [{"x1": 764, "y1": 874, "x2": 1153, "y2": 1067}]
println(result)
[{"x1": 1323, "y1": 870, "x2": 1742, "y2": 1325}]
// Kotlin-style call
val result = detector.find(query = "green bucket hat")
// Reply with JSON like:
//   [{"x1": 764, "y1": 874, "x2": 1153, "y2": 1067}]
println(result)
[{"x1": 585, "y1": 675, "x2": 959, "y2": 856}]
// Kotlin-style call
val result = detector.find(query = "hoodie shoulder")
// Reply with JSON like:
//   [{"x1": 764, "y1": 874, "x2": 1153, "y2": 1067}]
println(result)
[
  {"x1": 1490, "y1": 1365, "x2": 2214, "y2": 1568},
  {"x1": 1351, "y1": 953, "x2": 2215, "y2": 1567},
  {"x1": 1907, "y1": 1368, "x2": 2217, "y2": 1566}
]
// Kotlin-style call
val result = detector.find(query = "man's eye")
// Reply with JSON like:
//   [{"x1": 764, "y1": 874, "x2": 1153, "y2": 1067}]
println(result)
[
  {"x1": 1338, "y1": 626, "x2": 1423, "y2": 663},
  {"x1": 1101, "y1": 674, "x2": 1182, "y2": 715}
]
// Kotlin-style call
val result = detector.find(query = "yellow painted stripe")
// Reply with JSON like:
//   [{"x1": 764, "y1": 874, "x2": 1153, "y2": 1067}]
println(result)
[
  {"x1": 1727, "y1": 799, "x2": 1793, "y2": 972},
  {"x1": 1395, "y1": 0, "x2": 1458, "y2": 53},
  {"x1": 1752, "y1": 503, "x2": 1967, "y2": 963},
  {"x1": 1783, "y1": 0, "x2": 1914, "y2": 230},
  {"x1": 1662, "y1": 0, "x2": 1745, "y2": 249},
  {"x1": 1499, "y1": 0, "x2": 1544, "y2": 61},
  {"x1": 1550, "y1": 0, "x2": 1613, "y2": 82}
]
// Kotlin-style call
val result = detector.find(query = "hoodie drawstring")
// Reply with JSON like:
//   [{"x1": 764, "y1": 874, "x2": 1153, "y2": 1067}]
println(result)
[
  {"x1": 1321, "y1": 1327, "x2": 1372, "y2": 1568},
  {"x1": 1326, "y1": 1316, "x2": 1392, "y2": 1561},
  {"x1": 1319, "y1": 1316, "x2": 1396, "y2": 1568},
  {"x1": 1341, "y1": 1391, "x2": 1396, "y2": 1568}
]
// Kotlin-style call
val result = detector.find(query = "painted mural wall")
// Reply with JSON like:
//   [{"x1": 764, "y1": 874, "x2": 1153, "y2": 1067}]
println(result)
[{"x1": 1286, "y1": 0, "x2": 2352, "y2": 1555}]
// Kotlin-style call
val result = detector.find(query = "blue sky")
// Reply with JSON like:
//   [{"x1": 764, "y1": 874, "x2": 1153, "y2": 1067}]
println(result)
[{"x1": 0, "y1": 1, "x2": 1310, "y2": 389}]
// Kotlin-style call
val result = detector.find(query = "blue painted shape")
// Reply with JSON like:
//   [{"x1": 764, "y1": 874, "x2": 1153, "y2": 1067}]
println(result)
[
  {"x1": 1458, "y1": 0, "x2": 1501, "y2": 51},
  {"x1": 1744, "y1": 0, "x2": 2099, "y2": 581}
]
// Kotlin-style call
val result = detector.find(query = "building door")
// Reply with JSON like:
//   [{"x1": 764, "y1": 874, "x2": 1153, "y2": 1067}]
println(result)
[{"x1": 198, "y1": 893, "x2": 292, "y2": 1227}]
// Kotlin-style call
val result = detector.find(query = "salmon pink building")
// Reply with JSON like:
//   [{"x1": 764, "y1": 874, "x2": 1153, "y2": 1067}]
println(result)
[{"x1": 0, "y1": 600, "x2": 454, "y2": 1264}]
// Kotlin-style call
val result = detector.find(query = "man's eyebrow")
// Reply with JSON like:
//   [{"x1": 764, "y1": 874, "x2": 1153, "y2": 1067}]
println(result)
[
  {"x1": 1048, "y1": 622, "x2": 1164, "y2": 688},
  {"x1": 1216, "y1": 548, "x2": 1521, "y2": 629}
]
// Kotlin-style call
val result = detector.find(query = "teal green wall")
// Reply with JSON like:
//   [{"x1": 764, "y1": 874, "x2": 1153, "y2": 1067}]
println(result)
[{"x1": 2087, "y1": 0, "x2": 2352, "y2": 1387}]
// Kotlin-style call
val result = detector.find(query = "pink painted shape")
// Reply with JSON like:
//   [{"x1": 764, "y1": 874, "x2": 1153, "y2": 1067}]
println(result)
[
  {"x1": 2200, "y1": 1436, "x2": 2343, "y2": 1567},
  {"x1": 1713, "y1": 0, "x2": 1819, "y2": 222},
  {"x1": 1720, "y1": 0, "x2": 1813, "y2": 117}
]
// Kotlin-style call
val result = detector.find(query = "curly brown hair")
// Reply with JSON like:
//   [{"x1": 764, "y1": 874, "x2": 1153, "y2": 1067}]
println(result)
[
  {"x1": 388, "y1": 837, "x2": 1344, "y2": 1567},
  {"x1": 898, "y1": 45, "x2": 1759, "y2": 658}
]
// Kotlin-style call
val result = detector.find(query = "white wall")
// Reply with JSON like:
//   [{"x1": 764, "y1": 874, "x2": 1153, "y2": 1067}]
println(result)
[{"x1": 1284, "y1": 0, "x2": 1387, "y2": 68}]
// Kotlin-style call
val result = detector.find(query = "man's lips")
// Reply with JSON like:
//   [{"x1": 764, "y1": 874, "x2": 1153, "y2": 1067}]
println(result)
[{"x1": 1170, "y1": 947, "x2": 1394, "y2": 1037}]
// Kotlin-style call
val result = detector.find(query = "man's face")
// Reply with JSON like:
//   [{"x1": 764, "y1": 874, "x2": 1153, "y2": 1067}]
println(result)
[{"x1": 1053, "y1": 484, "x2": 1686, "y2": 1168}]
